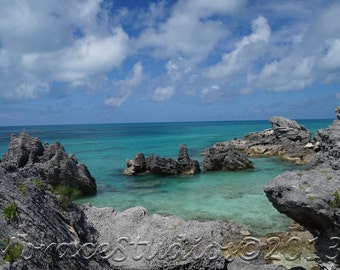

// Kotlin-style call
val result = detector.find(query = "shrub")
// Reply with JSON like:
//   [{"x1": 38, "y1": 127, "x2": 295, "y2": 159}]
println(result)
[
  {"x1": 2, "y1": 202, "x2": 19, "y2": 221},
  {"x1": 54, "y1": 185, "x2": 81, "y2": 210},
  {"x1": 2, "y1": 238, "x2": 23, "y2": 263}
]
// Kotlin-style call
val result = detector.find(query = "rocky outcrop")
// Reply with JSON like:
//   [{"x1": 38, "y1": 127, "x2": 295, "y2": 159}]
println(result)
[
  {"x1": 2, "y1": 133, "x2": 96, "y2": 195},
  {"x1": 264, "y1": 107, "x2": 340, "y2": 268},
  {"x1": 124, "y1": 144, "x2": 200, "y2": 176},
  {"x1": 203, "y1": 146, "x2": 254, "y2": 171},
  {"x1": 214, "y1": 117, "x2": 315, "y2": 165},
  {"x1": 0, "y1": 163, "x2": 109, "y2": 269},
  {"x1": 82, "y1": 204, "x2": 288, "y2": 270}
]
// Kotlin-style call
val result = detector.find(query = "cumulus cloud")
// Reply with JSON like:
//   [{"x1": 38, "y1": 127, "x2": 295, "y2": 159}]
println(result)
[
  {"x1": 105, "y1": 62, "x2": 144, "y2": 106},
  {"x1": 136, "y1": 0, "x2": 245, "y2": 60},
  {"x1": 0, "y1": 0, "x2": 129, "y2": 101},
  {"x1": 152, "y1": 86, "x2": 175, "y2": 102},
  {"x1": 207, "y1": 16, "x2": 271, "y2": 79}
]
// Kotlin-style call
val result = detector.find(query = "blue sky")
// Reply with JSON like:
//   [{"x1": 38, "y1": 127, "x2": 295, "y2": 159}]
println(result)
[{"x1": 0, "y1": 0, "x2": 340, "y2": 125}]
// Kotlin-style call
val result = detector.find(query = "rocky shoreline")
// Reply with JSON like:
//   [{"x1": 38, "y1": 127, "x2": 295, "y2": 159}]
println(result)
[{"x1": 0, "y1": 108, "x2": 339, "y2": 269}]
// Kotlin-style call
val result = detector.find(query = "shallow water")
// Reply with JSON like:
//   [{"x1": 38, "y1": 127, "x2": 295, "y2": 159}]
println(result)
[{"x1": 0, "y1": 119, "x2": 333, "y2": 235}]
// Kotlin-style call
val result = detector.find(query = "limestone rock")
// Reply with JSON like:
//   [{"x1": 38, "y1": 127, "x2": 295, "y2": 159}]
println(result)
[
  {"x1": 2, "y1": 133, "x2": 96, "y2": 195},
  {"x1": 177, "y1": 144, "x2": 201, "y2": 174},
  {"x1": 82, "y1": 204, "x2": 247, "y2": 270},
  {"x1": 0, "y1": 163, "x2": 109, "y2": 269},
  {"x1": 123, "y1": 144, "x2": 200, "y2": 176},
  {"x1": 264, "y1": 108, "x2": 340, "y2": 267},
  {"x1": 2, "y1": 133, "x2": 44, "y2": 168},
  {"x1": 214, "y1": 116, "x2": 313, "y2": 165},
  {"x1": 203, "y1": 146, "x2": 254, "y2": 171}
]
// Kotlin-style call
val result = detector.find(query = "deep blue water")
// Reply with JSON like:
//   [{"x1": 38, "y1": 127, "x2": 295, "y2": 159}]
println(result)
[{"x1": 0, "y1": 119, "x2": 333, "y2": 235}]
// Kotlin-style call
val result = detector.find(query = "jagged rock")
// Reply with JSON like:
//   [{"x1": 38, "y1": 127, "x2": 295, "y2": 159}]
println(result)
[
  {"x1": 2, "y1": 133, "x2": 96, "y2": 195},
  {"x1": 214, "y1": 117, "x2": 314, "y2": 165},
  {"x1": 123, "y1": 144, "x2": 200, "y2": 176},
  {"x1": 177, "y1": 144, "x2": 201, "y2": 174},
  {"x1": 313, "y1": 109, "x2": 340, "y2": 170},
  {"x1": 0, "y1": 163, "x2": 109, "y2": 269},
  {"x1": 2, "y1": 133, "x2": 44, "y2": 168},
  {"x1": 264, "y1": 108, "x2": 340, "y2": 267},
  {"x1": 82, "y1": 204, "x2": 282, "y2": 270},
  {"x1": 203, "y1": 146, "x2": 254, "y2": 171}
]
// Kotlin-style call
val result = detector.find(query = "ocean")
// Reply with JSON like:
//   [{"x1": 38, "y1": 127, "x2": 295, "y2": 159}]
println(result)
[{"x1": 0, "y1": 119, "x2": 333, "y2": 236}]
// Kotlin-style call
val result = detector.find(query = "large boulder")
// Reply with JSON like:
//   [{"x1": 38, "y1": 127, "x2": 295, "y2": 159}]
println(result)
[
  {"x1": 203, "y1": 146, "x2": 254, "y2": 171},
  {"x1": 264, "y1": 108, "x2": 340, "y2": 268},
  {"x1": 2, "y1": 133, "x2": 96, "y2": 195},
  {"x1": 124, "y1": 144, "x2": 200, "y2": 176},
  {"x1": 214, "y1": 117, "x2": 314, "y2": 165}
]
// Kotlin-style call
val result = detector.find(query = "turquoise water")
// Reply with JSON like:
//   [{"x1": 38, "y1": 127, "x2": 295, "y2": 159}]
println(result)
[{"x1": 0, "y1": 119, "x2": 333, "y2": 236}]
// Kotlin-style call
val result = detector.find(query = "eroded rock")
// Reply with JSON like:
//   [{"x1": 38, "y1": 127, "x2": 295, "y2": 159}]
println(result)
[
  {"x1": 2, "y1": 133, "x2": 96, "y2": 195},
  {"x1": 214, "y1": 117, "x2": 314, "y2": 165},
  {"x1": 264, "y1": 108, "x2": 340, "y2": 267},
  {"x1": 124, "y1": 144, "x2": 200, "y2": 176},
  {"x1": 203, "y1": 146, "x2": 254, "y2": 171}
]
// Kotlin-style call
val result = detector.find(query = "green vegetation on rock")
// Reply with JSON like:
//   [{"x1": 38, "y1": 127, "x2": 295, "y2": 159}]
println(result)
[
  {"x1": 2, "y1": 238, "x2": 23, "y2": 263},
  {"x1": 2, "y1": 202, "x2": 19, "y2": 221},
  {"x1": 331, "y1": 190, "x2": 340, "y2": 208},
  {"x1": 55, "y1": 185, "x2": 81, "y2": 210}
]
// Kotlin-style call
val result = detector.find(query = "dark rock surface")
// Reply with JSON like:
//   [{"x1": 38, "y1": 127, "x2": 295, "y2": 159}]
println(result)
[
  {"x1": 264, "y1": 107, "x2": 340, "y2": 268},
  {"x1": 0, "y1": 162, "x2": 109, "y2": 269},
  {"x1": 124, "y1": 144, "x2": 200, "y2": 175},
  {"x1": 2, "y1": 133, "x2": 96, "y2": 195},
  {"x1": 203, "y1": 146, "x2": 254, "y2": 171},
  {"x1": 214, "y1": 117, "x2": 315, "y2": 165}
]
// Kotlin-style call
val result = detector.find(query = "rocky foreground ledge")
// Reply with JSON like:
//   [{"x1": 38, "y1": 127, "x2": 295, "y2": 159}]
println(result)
[
  {"x1": 0, "y1": 134, "x2": 289, "y2": 269},
  {"x1": 264, "y1": 108, "x2": 340, "y2": 269}
]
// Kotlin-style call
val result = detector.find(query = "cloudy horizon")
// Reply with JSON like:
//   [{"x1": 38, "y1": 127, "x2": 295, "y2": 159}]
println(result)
[{"x1": 1, "y1": 0, "x2": 340, "y2": 125}]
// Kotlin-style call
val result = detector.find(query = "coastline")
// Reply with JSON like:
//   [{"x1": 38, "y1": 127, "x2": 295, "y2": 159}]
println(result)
[{"x1": 0, "y1": 115, "x2": 338, "y2": 269}]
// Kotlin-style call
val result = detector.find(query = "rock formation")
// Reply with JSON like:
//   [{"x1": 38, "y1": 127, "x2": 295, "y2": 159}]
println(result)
[
  {"x1": 0, "y1": 162, "x2": 109, "y2": 269},
  {"x1": 214, "y1": 116, "x2": 315, "y2": 165},
  {"x1": 81, "y1": 204, "x2": 244, "y2": 269},
  {"x1": 2, "y1": 133, "x2": 96, "y2": 195},
  {"x1": 264, "y1": 107, "x2": 340, "y2": 268},
  {"x1": 203, "y1": 146, "x2": 254, "y2": 171},
  {"x1": 0, "y1": 134, "x2": 288, "y2": 269},
  {"x1": 124, "y1": 144, "x2": 200, "y2": 176}
]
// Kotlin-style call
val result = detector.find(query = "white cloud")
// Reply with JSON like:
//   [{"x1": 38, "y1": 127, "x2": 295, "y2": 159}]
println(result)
[
  {"x1": 152, "y1": 86, "x2": 175, "y2": 102},
  {"x1": 321, "y1": 39, "x2": 340, "y2": 71},
  {"x1": 251, "y1": 57, "x2": 315, "y2": 92},
  {"x1": 0, "y1": 0, "x2": 129, "y2": 101},
  {"x1": 21, "y1": 27, "x2": 129, "y2": 84},
  {"x1": 105, "y1": 62, "x2": 144, "y2": 107},
  {"x1": 207, "y1": 16, "x2": 271, "y2": 79},
  {"x1": 136, "y1": 0, "x2": 246, "y2": 61}
]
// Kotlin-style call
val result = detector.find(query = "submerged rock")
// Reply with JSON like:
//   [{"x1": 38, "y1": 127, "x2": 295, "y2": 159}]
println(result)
[
  {"x1": 264, "y1": 107, "x2": 340, "y2": 268},
  {"x1": 2, "y1": 133, "x2": 96, "y2": 195},
  {"x1": 203, "y1": 146, "x2": 254, "y2": 171},
  {"x1": 214, "y1": 117, "x2": 315, "y2": 165},
  {"x1": 124, "y1": 144, "x2": 200, "y2": 176}
]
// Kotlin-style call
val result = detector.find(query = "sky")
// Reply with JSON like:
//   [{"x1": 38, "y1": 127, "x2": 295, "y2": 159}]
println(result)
[{"x1": 0, "y1": 0, "x2": 340, "y2": 125}]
